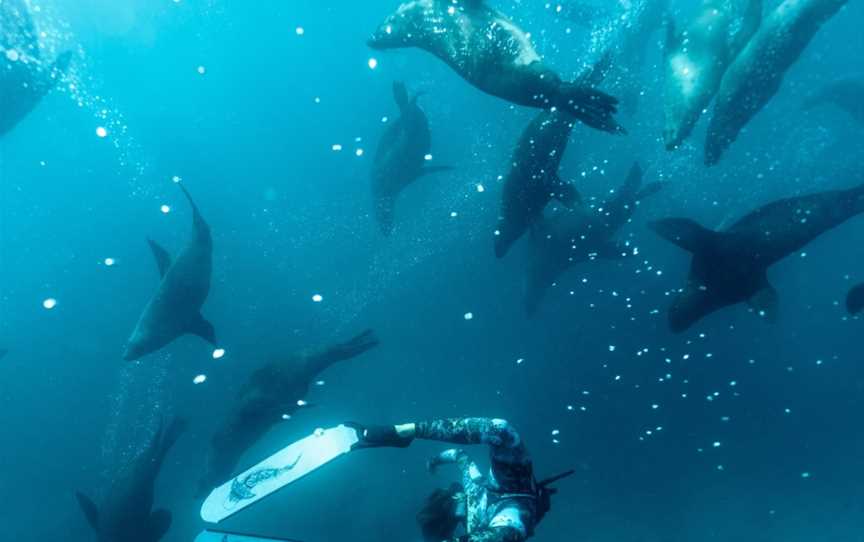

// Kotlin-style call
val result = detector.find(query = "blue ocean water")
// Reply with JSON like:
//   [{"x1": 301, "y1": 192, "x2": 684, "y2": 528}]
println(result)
[{"x1": 1, "y1": 1, "x2": 863, "y2": 541}]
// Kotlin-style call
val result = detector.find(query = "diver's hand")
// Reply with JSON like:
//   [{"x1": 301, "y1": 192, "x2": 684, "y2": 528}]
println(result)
[{"x1": 345, "y1": 422, "x2": 414, "y2": 450}]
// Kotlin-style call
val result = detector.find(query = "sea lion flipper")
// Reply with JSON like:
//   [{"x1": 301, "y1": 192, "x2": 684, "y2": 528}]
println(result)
[
  {"x1": 148, "y1": 509, "x2": 172, "y2": 540},
  {"x1": 147, "y1": 239, "x2": 172, "y2": 278},
  {"x1": 188, "y1": 314, "x2": 217, "y2": 345},
  {"x1": 75, "y1": 491, "x2": 100, "y2": 531},
  {"x1": 748, "y1": 279, "x2": 779, "y2": 322},
  {"x1": 649, "y1": 218, "x2": 717, "y2": 254}
]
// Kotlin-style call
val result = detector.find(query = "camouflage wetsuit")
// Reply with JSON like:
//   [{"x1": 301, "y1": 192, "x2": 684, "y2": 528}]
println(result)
[{"x1": 417, "y1": 418, "x2": 536, "y2": 542}]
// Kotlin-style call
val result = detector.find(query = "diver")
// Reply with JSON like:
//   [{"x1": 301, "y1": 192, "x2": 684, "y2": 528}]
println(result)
[{"x1": 347, "y1": 418, "x2": 573, "y2": 542}]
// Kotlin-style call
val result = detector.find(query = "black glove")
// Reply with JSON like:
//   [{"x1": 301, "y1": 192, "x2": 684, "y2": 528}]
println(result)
[{"x1": 345, "y1": 422, "x2": 413, "y2": 450}]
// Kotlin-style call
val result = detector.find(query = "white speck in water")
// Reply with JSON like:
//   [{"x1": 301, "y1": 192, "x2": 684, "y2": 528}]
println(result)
[
  {"x1": 551, "y1": 429, "x2": 560, "y2": 436},
  {"x1": 282, "y1": 414, "x2": 292, "y2": 420},
  {"x1": 332, "y1": 144, "x2": 343, "y2": 151},
  {"x1": 312, "y1": 294, "x2": 323, "y2": 303},
  {"x1": 450, "y1": 211, "x2": 458, "y2": 218},
  {"x1": 801, "y1": 472, "x2": 811, "y2": 479},
  {"x1": 713, "y1": 441, "x2": 721, "y2": 448},
  {"x1": 424, "y1": 154, "x2": 433, "y2": 161},
  {"x1": 297, "y1": 399, "x2": 308, "y2": 407},
  {"x1": 6, "y1": 49, "x2": 20, "y2": 62},
  {"x1": 212, "y1": 348, "x2": 225, "y2": 359},
  {"x1": 171, "y1": 175, "x2": 182, "y2": 183},
  {"x1": 463, "y1": 312, "x2": 474, "y2": 320},
  {"x1": 476, "y1": 184, "x2": 485, "y2": 193},
  {"x1": 295, "y1": 27, "x2": 305, "y2": 36},
  {"x1": 314, "y1": 97, "x2": 321, "y2": 104},
  {"x1": 96, "y1": 126, "x2": 108, "y2": 138},
  {"x1": 160, "y1": 205, "x2": 171, "y2": 214},
  {"x1": 315, "y1": 380, "x2": 326, "y2": 386},
  {"x1": 355, "y1": 148, "x2": 364, "y2": 157},
  {"x1": 193, "y1": 374, "x2": 207, "y2": 384},
  {"x1": 368, "y1": 57, "x2": 378, "y2": 70},
  {"x1": 609, "y1": 345, "x2": 616, "y2": 352},
  {"x1": 381, "y1": 116, "x2": 389, "y2": 123},
  {"x1": 197, "y1": 65, "x2": 206, "y2": 75},
  {"x1": 516, "y1": 358, "x2": 524, "y2": 365},
  {"x1": 103, "y1": 257, "x2": 116, "y2": 267},
  {"x1": 42, "y1": 298, "x2": 57, "y2": 310}
]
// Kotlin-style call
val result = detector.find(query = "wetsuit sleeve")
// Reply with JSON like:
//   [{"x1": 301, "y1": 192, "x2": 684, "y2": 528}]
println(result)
[
  {"x1": 450, "y1": 525, "x2": 525, "y2": 542},
  {"x1": 415, "y1": 418, "x2": 521, "y2": 448}
]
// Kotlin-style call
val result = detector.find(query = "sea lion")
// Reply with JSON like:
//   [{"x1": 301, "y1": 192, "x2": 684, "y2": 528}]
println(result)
[
  {"x1": 525, "y1": 162, "x2": 665, "y2": 315},
  {"x1": 662, "y1": 0, "x2": 762, "y2": 150},
  {"x1": 494, "y1": 110, "x2": 580, "y2": 259},
  {"x1": 196, "y1": 330, "x2": 379, "y2": 497},
  {"x1": 372, "y1": 81, "x2": 452, "y2": 236},
  {"x1": 76, "y1": 417, "x2": 186, "y2": 542},
  {"x1": 651, "y1": 181, "x2": 864, "y2": 332},
  {"x1": 802, "y1": 78, "x2": 864, "y2": 126},
  {"x1": 368, "y1": 0, "x2": 623, "y2": 133},
  {"x1": 705, "y1": 0, "x2": 848, "y2": 165},
  {"x1": 123, "y1": 185, "x2": 216, "y2": 361},
  {"x1": 0, "y1": 0, "x2": 72, "y2": 137}
]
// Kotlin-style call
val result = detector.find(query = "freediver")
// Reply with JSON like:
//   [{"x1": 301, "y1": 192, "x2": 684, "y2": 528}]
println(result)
[{"x1": 347, "y1": 418, "x2": 572, "y2": 542}]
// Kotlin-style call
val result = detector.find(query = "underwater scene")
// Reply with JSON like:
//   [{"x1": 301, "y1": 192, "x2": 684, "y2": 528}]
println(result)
[{"x1": 1, "y1": 0, "x2": 863, "y2": 541}]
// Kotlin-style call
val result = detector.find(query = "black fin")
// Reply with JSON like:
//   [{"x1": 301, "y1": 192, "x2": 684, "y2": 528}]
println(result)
[
  {"x1": 419, "y1": 165, "x2": 454, "y2": 177},
  {"x1": 75, "y1": 492, "x2": 100, "y2": 531},
  {"x1": 748, "y1": 279, "x2": 779, "y2": 322},
  {"x1": 392, "y1": 81, "x2": 409, "y2": 110},
  {"x1": 559, "y1": 83, "x2": 624, "y2": 134},
  {"x1": 177, "y1": 184, "x2": 210, "y2": 237},
  {"x1": 550, "y1": 174, "x2": 580, "y2": 207},
  {"x1": 147, "y1": 239, "x2": 172, "y2": 278},
  {"x1": 847, "y1": 283, "x2": 864, "y2": 315},
  {"x1": 649, "y1": 218, "x2": 717, "y2": 254},
  {"x1": 148, "y1": 509, "x2": 172, "y2": 540},
  {"x1": 188, "y1": 314, "x2": 217, "y2": 345}
]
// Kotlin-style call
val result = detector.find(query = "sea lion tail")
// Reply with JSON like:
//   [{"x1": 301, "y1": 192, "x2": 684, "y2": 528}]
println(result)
[{"x1": 559, "y1": 83, "x2": 625, "y2": 134}]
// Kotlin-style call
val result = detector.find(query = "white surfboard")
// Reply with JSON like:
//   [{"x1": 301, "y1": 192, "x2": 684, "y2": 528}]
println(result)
[
  {"x1": 195, "y1": 529, "x2": 303, "y2": 542},
  {"x1": 200, "y1": 424, "x2": 359, "y2": 523}
]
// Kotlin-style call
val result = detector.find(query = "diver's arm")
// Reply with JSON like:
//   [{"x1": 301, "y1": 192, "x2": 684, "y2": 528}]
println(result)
[
  {"x1": 348, "y1": 418, "x2": 522, "y2": 450},
  {"x1": 450, "y1": 526, "x2": 525, "y2": 542}
]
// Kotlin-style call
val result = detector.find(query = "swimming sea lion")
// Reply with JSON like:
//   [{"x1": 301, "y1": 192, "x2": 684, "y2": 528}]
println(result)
[
  {"x1": 197, "y1": 330, "x2": 379, "y2": 497},
  {"x1": 0, "y1": 0, "x2": 72, "y2": 137},
  {"x1": 525, "y1": 162, "x2": 665, "y2": 315},
  {"x1": 368, "y1": 0, "x2": 623, "y2": 133},
  {"x1": 651, "y1": 181, "x2": 864, "y2": 332},
  {"x1": 76, "y1": 417, "x2": 186, "y2": 542},
  {"x1": 372, "y1": 81, "x2": 452, "y2": 236},
  {"x1": 704, "y1": 0, "x2": 848, "y2": 165},
  {"x1": 663, "y1": 0, "x2": 762, "y2": 150},
  {"x1": 123, "y1": 185, "x2": 216, "y2": 361},
  {"x1": 494, "y1": 110, "x2": 580, "y2": 259}
]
